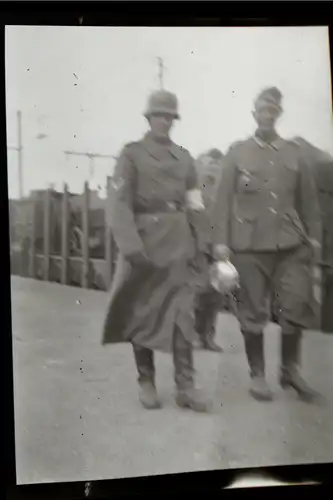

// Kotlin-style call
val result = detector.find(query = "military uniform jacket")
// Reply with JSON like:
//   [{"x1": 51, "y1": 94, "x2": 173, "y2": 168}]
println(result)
[
  {"x1": 108, "y1": 133, "x2": 206, "y2": 268},
  {"x1": 212, "y1": 135, "x2": 322, "y2": 254}
]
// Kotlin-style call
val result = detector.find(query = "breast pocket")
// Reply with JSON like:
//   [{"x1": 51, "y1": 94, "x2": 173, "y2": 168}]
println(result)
[{"x1": 236, "y1": 168, "x2": 261, "y2": 193}]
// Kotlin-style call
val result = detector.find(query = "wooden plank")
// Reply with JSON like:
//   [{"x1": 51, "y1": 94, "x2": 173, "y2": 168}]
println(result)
[
  {"x1": 43, "y1": 189, "x2": 51, "y2": 281},
  {"x1": 81, "y1": 181, "x2": 90, "y2": 288},
  {"x1": 61, "y1": 183, "x2": 69, "y2": 285},
  {"x1": 29, "y1": 196, "x2": 37, "y2": 278},
  {"x1": 105, "y1": 176, "x2": 113, "y2": 289}
]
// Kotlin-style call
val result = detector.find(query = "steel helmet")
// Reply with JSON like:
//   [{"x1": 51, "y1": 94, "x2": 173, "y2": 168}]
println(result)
[
  {"x1": 207, "y1": 148, "x2": 224, "y2": 161},
  {"x1": 210, "y1": 259, "x2": 240, "y2": 294},
  {"x1": 144, "y1": 90, "x2": 180, "y2": 119}
]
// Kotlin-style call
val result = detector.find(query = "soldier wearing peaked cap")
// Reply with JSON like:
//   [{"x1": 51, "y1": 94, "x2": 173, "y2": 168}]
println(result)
[
  {"x1": 212, "y1": 86, "x2": 322, "y2": 402},
  {"x1": 102, "y1": 89, "x2": 211, "y2": 412}
]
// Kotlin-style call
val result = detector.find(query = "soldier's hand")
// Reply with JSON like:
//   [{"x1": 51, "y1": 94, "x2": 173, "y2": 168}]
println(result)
[{"x1": 213, "y1": 244, "x2": 231, "y2": 261}]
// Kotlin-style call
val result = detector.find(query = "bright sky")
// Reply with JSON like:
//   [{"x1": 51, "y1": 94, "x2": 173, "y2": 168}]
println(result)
[{"x1": 5, "y1": 25, "x2": 333, "y2": 199}]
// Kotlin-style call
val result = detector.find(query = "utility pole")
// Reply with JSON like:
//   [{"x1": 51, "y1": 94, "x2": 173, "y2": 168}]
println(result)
[
  {"x1": 63, "y1": 150, "x2": 117, "y2": 183},
  {"x1": 157, "y1": 57, "x2": 164, "y2": 90},
  {"x1": 17, "y1": 111, "x2": 23, "y2": 198},
  {"x1": 7, "y1": 110, "x2": 23, "y2": 198}
]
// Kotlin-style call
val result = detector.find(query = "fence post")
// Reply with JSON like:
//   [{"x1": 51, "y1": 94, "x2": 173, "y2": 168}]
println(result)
[
  {"x1": 61, "y1": 183, "x2": 69, "y2": 285},
  {"x1": 29, "y1": 195, "x2": 37, "y2": 278},
  {"x1": 43, "y1": 189, "x2": 51, "y2": 281},
  {"x1": 81, "y1": 181, "x2": 90, "y2": 288},
  {"x1": 105, "y1": 176, "x2": 114, "y2": 289}
]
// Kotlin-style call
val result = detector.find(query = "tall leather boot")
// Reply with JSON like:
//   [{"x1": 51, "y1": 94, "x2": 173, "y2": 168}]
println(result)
[
  {"x1": 173, "y1": 326, "x2": 210, "y2": 412},
  {"x1": 243, "y1": 332, "x2": 273, "y2": 401},
  {"x1": 133, "y1": 344, "x2": 161, "y2": 409},
  {"x1": 280, "y1": 330, "x2": 320, "y2": 402}
]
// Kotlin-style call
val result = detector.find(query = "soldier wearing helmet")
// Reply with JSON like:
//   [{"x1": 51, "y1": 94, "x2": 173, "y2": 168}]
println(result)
[
  {"x1": 102, "y1": 89, "x2": 210, "y2": 412},
  {"x1": 212, "y1": 86, "x2": 322, "y2": 402}
]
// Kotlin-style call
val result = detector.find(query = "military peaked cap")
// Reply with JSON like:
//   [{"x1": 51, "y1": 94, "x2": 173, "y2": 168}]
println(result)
[{"x1": 255, "y1": 87, "x2": 283, "y2": 110}]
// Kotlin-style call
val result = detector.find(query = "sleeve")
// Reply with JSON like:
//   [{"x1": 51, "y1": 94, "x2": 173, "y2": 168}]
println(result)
[
  {"x1": 184, "y1": 159, "x2": 205, "y2": 212},
  {"x1": 107, "y1": 146, "x2": 145, "y2": 258},
  {"x1": 296, "y1": 153, "x2": 322, "y2": 258},
  {"x1": 184, "y1": 155, "x2": 210, "y2": 252},
  {"x1": 211, "y1": 147, "x2": 237, "y2": 248},
  {"x1": 186, "y1": 160, "x2": 198, "y2": 190}
]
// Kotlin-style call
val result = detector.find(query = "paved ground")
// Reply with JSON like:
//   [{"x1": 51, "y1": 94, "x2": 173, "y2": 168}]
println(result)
[{"x1": 11, "y1": 276, "x2": 333, "y2": 485}]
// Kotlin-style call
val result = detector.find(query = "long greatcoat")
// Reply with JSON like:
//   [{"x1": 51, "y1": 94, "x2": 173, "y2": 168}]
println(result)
[{"x1": 102, "y1": 133, "x2": 207, "y2": 353}]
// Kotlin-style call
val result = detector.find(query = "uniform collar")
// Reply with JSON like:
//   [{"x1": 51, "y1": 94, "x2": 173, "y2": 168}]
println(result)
[
  {"x1": 253, "y1": 131, "x2": 282, "y2": 151},
  {"x1": 142, "y1": 133, "x2": 181, "y2": 161}
]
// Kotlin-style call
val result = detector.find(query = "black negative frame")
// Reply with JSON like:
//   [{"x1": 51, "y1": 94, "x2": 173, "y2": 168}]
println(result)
[{"x1": 2, "y1": 2, "x2": 333, "y2": 499}]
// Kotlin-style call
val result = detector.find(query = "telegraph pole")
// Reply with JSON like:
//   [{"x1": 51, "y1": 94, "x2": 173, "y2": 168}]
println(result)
[
  {"x1": 63, "y1": 150, "x2": 117, "y2": 184},
  {"x1": 157, "y1": 57, "x2": 164, "y2": 89},
  {"x1": 7, "y1": 110, "x2": 24, "y2": 198},
  {"x1": 17, "y1": 111, "x2": 23, "y2": 198}
]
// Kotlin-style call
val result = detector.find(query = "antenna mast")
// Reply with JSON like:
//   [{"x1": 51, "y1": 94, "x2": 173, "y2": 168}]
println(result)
[{"x1": 157, "y1": 57, "x2": 164, "y2": 89}]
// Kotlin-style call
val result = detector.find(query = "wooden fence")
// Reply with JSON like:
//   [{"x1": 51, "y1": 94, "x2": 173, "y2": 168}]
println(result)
[
  {"x1": 10, "y1": 178, "x2": 116, "y2": 291},
  {"x1": 8, "y1": 171, "x2": 333, "y2": 332}
]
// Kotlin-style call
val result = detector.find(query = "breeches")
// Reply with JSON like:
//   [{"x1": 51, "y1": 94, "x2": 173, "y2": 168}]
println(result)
[{"x1": 232, "y1": 244, "x2": 313, "y2": 335}]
